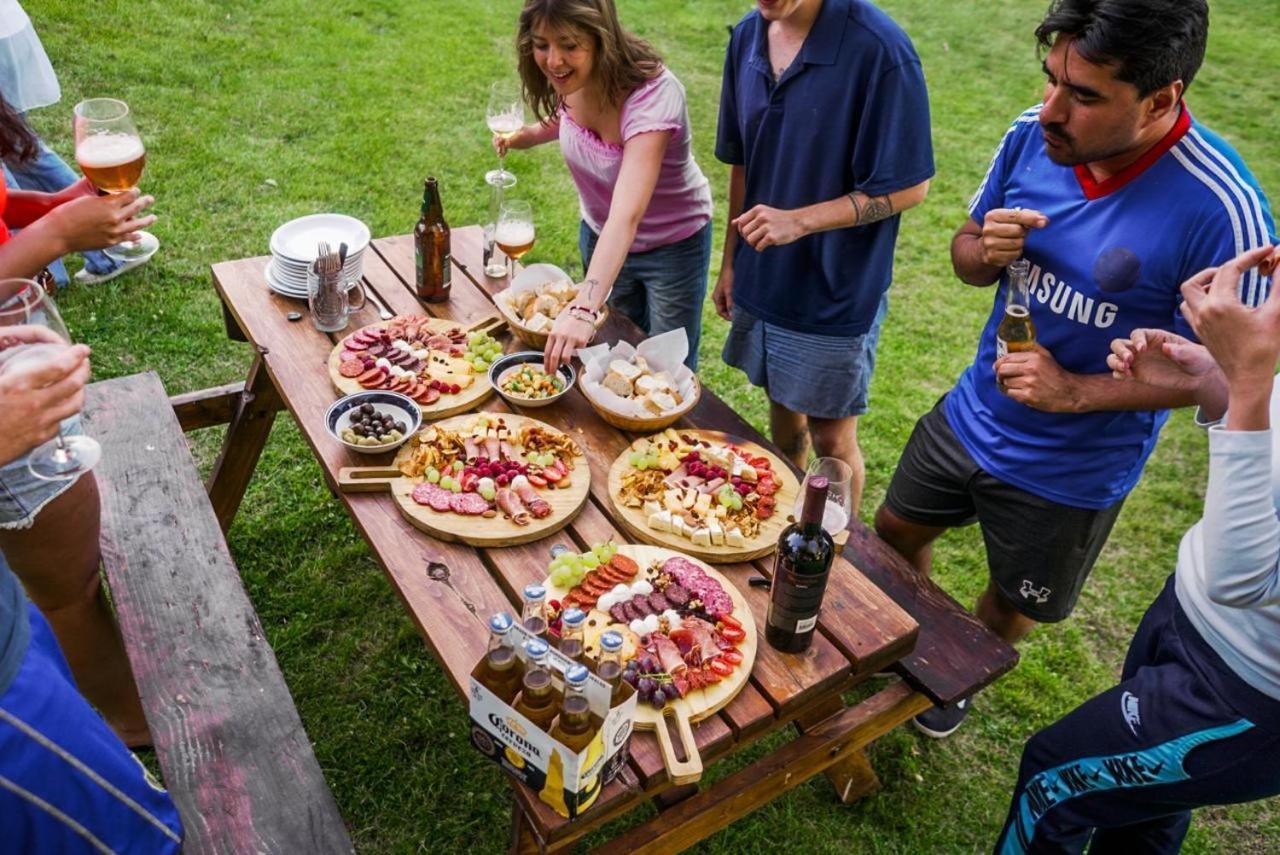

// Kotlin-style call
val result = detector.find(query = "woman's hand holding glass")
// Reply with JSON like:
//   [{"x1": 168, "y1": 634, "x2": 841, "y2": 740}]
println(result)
[
  {"x1": 45, "y1": 188, "x2": 156, "y2": 255},
  {"x1": 0, "y1": 326, "x2": 89, "y2": 468}
]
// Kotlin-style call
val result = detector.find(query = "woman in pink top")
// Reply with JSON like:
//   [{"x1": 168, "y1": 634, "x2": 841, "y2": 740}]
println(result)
[{"x1": 500, "y1": 0, "x2": 713, "y2": 371}]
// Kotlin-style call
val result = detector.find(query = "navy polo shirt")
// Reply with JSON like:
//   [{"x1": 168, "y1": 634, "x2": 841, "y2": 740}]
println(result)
[{"x1": 716, "y1": 0, "x2": 934, "y2": 336}]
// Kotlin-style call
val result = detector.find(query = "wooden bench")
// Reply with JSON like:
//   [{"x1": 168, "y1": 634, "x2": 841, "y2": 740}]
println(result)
[{"x1": 83, "y1": 372, "x2": 352, "y2": 854}]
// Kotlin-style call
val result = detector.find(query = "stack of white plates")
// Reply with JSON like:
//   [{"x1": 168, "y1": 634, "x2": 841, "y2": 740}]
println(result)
[{"x1": 265, "y1": 213, "x2": 372, "y2": 299}]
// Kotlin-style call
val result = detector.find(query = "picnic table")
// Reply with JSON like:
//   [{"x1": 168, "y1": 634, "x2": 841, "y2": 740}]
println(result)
[{"x1": 206, "y1": 224, "x2": 1018, "y2": 852}]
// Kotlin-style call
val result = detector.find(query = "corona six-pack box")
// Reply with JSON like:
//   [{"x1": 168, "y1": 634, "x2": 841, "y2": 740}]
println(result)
[{"x1": 468, "y1": 622, "x2": 636, "y2": 819}]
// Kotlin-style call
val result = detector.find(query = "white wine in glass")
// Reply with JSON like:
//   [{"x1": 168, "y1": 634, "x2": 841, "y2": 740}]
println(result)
[
  {"x1": 0, "y1": 279, "x2": 101, "y2": 480},
  {"x1": 73, "y1": 97, "x2": 156, "y2": 263},
  {"x1": 485, "y1": 81, "x2": 524, "y2": 187}
]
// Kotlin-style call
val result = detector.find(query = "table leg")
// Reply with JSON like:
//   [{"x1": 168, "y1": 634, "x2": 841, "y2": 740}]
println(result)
[
  {"x1": 794, "y1": 697, "x2": 881, "y2": 804},
  {"x1": 509, "y1": 799, "x2": 546, "y2": 855},
  {"x1": 222, "y1": 301, "x2": 248, "y2": 343},
  {"x1": 206, "y1": 353, "x2": 281, "y2": 532}
]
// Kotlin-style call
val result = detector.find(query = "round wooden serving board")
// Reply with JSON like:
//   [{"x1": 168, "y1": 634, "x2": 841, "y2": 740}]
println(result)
[
  {"x1": 337, "y1": 413, "x2": 589, "y2": 547},
  {"x1": 607, "y1": 431, "x2": 800, "y2": 564},
  {"x1": 327, "y1": 316, "x2": 503, "y2": 420},
  {"x1": 543, "y1": 544, "x2": 758, "y2": 785}
]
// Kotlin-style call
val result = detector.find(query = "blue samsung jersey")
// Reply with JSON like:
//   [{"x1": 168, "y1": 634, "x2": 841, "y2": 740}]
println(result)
[{"x1": 947, "y1": 105, "x2": 1276, "y2": 509}]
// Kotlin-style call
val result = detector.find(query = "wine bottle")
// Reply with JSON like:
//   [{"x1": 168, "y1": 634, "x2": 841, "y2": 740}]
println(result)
[{"x1": 765, "y1": 475, "x2": 836, "y2": 652}]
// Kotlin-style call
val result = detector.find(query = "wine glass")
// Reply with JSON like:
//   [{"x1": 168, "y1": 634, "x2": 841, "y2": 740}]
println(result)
[
  {"x1": 73, "y1": 98, "x2": 156, "y2": 263},
  {"x1": 0, "y1": 279, "x2": 101, "y2": 480},
  {"x1": 494, "y1": 200, "x2": 535, "y2": 280},
  {"x1": 793, "y1": 457, "x2": 853, "y2": 535},
  {"x1": 485, "y1": 81, "x2": 524, "y2": 188}
]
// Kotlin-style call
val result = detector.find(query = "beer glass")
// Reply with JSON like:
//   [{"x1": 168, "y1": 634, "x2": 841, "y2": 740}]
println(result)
[
  {"x1": 0, "y1": 279, "x2": 102, "y2": 480},
  {"x1": 793, "y1": 457, "x2": 852, "y2": 535},
  {"x1": 485, "y1": 81, "x2": 524, "y2": 187},
  {"x1": 483, "y1": 170, "x2": 516, "y2": 279},
  {"x1": 73, "y1": 98, "x2": 155, "y2": 262},
  {"x1": 495, "y1": 200, "x2": 535, "y2": 279}
]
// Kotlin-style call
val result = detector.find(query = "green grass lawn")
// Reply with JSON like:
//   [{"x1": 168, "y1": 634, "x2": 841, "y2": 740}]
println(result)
[{"x1": 29, "y1": 0, "x2": 1280, "y2": 850}]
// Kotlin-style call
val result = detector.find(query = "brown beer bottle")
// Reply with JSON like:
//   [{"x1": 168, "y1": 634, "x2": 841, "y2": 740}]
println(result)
[
  {"x1": 513, "y1": 639, "x2": 561, "y2": 732},
  {"x1": 996, "y1": 258, "x2": 1036, "y2": 358},
  {"x1": 475, "y1": 612, "x2": 524, "y2": 704},
  {"x1": 549, "y1": 664, "x2": 598, "y2": 753},
  {"x1": 558, "y1": 607, "x2": 586, "y2": 663},
  {"x1": 414, "y1": 176, "x2": 451, "y2": 303}
]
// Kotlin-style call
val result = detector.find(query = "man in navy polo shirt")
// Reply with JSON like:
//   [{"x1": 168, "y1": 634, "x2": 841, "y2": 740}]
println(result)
[
  {"x1": 714, "y1": 0, "x2": 933, "y2": 516},
  {"x1": 875, "y1": 0, "x2": 1276, "y2": 739}
]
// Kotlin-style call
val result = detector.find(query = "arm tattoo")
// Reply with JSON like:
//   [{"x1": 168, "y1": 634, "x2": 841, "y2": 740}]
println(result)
[
  {"x1": 848, "y1": 192, "x2": 894, "y2": 226},
  {"x1": 583, "y1": 277, "x2": 602, "y2": 303}
]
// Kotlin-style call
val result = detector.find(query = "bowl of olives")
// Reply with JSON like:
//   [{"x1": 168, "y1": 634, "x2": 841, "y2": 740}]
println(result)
[{"x1": 325, "y1": 391, "x2": 422, "y2": 455}]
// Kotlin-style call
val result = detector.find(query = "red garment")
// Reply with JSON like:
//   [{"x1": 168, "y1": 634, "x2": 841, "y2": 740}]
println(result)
[{"x1": 0, "y1": 180, "x2": 10, "y2": 244}]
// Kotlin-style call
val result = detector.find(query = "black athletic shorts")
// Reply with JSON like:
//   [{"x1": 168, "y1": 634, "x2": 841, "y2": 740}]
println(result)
[{"x1": 883, "y1": 397, "x2": 1123, "y2": 623}]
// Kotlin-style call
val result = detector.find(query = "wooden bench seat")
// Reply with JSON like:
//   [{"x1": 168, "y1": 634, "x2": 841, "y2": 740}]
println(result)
[{"x1": 84, "y1": 372, "x2": 352, "y2": 854}]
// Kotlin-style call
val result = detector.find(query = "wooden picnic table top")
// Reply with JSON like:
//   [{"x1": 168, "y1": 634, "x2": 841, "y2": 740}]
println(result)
[{"x1": 208, "y1": 224, "x2": 1012, "y2": 849}]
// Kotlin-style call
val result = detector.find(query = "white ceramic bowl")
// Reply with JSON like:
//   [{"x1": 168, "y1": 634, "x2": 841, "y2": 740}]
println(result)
[{"x1": 325, "y1": 391, "x2": 422, "y2": 455}]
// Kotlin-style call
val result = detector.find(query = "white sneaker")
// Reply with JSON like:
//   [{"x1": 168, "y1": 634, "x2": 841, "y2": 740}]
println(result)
[{"x1": 73, "y1": 234, "x2": 159, "y2": 285}]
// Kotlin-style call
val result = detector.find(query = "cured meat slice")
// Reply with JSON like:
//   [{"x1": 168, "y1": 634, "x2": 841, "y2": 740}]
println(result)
[
  {"x1": 620, "y1": 601, "x2": 640, "y2": 623},
  {"x1": 663, "y1": 583, "x2": 690, "y2": 607},
  {"x1": 421, "y1": 387, "x2": 441, "y2": 405},
  {"x1": 338, "y1": 360, "x2": 364, "y2": 378},
  {"x1": 700, "y1": 590, "x2": 733, "y2": 619},
  {"x1": 608, "y1": 554, "x2": 639, "y2": 578},
  {"x1": 450, "y1": 492, "x2": 491, "y2": 515},
  {"x1": 412, "y1": 483, "x2": 453, "y2": 512},
  {"x1": 630, "y1": 594, "x2": 654, "y2": 618},
  {"x1": 344, "y1": 338, "x2": 369, "y2": 351},
  {"x1": 358, "y1": 370, "x2": 386, "y2": 390},
  {"x1": 609, "y1": 604, "x2": 630, "y2": 625},
  {"x1": 647, "y1": 592, "x2": 671, "y2": 614}
]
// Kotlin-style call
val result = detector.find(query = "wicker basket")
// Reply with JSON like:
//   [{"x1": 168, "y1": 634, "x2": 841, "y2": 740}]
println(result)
[
  {"x1": 580, "y1": 372, "x2": 701, "y2": 432},
  {"x1": 494, "y1": 292, "x2": 611, "y2": 348}
]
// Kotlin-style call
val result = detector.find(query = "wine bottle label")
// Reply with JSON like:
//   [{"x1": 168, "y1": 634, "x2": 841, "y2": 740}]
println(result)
[{"x1": 795, "y1": 615, "x2": 817, "y2": 633}]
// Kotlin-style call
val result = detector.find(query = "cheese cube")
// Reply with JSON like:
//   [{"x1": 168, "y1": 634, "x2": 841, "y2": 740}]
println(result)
[
  {"x1": 692, "y1": 527, "x2": 712, "y2": 547},
  {"x1": 709, "y1": 520, "x2": 725, "y2": 545},
  {"x1": 694, "y1": 493, "x2": 713, "y2": 515},
  {"x1": 643, "y1": 500, "x2": 662, "y2": 516},
  {"x1": 681, "y1": 489, "x2": 698, "y2": 510},
  {"x1": 726, "y1": 528, "x2": 746, "y2": 548},
  {"x1": 649, "y1": 510, "x2": 672, "y2": 532},
  {"x1": 664, "y1": 490, "x2": 683, "y2": 513}
]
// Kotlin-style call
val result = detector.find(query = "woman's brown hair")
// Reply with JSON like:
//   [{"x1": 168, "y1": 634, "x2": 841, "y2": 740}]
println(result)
[
  {"x1": 516, "y1": 0, "x2": 663, "y2": 121},
  {"x1": 0, "y1": 94, "x2": 39, "y2": 165}
]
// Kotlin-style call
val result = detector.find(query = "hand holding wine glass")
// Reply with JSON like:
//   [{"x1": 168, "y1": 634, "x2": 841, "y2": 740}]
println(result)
[
  {"x1": 0, "y1": 326, "x2": 90, "y2": 467},
  {"x1": 486, "y1": 81, "x2": 525, "y2": 186},
  {"x1": 73, "y1": 97, "x2": 158, "y2": 262},
  {"x1": 0, "y1": 279, "x2": 101, "y2": 479}
]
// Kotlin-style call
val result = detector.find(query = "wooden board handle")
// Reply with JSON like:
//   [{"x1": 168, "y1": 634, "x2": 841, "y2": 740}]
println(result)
[
  {"x1": 467, "y1": 314, "x2": 507, "y2": 337},
  {"x1": 337, "y1": 466, "x2": 403, "y2": 493},
  {"x1": 653, "y1": 706, "x2": 703, "y2": 786}
]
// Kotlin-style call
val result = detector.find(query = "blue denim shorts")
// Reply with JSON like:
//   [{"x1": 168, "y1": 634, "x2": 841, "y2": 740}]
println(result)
[
  {"x1": 579, "y1": 221, "x2": 712, "y2": 370},
  {"x1": 722, "y1": 295, "x2": 888, "y2": 419},
  {"x1": 0, "y1": 415, "x2": 84, "y2": 530}
]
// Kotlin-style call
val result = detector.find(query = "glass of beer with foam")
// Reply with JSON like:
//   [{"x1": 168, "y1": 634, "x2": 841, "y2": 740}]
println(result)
[{"x1": 73, "y1": 98, "x2": 154, "y2": 262}]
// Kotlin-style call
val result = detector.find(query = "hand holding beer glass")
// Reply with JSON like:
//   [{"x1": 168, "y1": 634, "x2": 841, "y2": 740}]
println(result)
[{"x1": 73, "y1": 98, "x2": 156, "y2": 262}]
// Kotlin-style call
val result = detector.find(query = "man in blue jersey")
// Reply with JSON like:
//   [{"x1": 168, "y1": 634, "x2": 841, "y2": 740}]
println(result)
[{"x1": 874, "y1": 0, "x2": 1277, "y2": 739}]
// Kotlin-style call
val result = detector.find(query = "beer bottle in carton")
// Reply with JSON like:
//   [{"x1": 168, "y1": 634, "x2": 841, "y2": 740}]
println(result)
[
  {"x1": 513, "y1": 638, "x2": 560, "y2": 732},
  {"x1": 596, "y1": 630, "x2": 628, "y2": 707},
  {"x1": 521, "y1": 583, "x2": 548, "y2": 638},
  {"x1": 414, "y1": 176, "x2": 451, "y2": 303},
  {"x1": 476, "y1": 612, "x2": 523, "y2": 704},
  {"x1": 558, "y1": 607, "x2": 586, "y2": 663},
  {"x1": 549, "y1": 664, "x2": 597, "y2": 752},
  {"x1": 996, "y1": 258, "x2": 1036, "y2": 358}
]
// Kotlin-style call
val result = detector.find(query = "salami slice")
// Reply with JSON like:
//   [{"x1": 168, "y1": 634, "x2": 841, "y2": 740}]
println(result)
[
  {"x1": 609, "y1": 604, "x2": 630, "y2": 625},
  {"x1": 450, "y1": 492, "x2": 491, "y2": 515},
  {"x1": 422, "y1": 387, "x2": 441, "y2": 405},
  {"x1": 344, "y1": 338, "x2": 369, "y2": 351},
  {"x1": 647, "y1": 592, "x2": 671, "y2": 613},
  {"x1": 664, "y1": 583, "x2": 690, "y2": 607},
  {"x1": 630, "y1": 595, "x2": 654, "y2": 618},
  {"x1": 700, "y1": 590, "x2": 733, "y2": 619},
  {"x1": 621, "y1": 602, "x2": 640, "y2": 623},
  {"x1": 338, "y1": 360, "x2": 365, "y2": 378},
  {"x1": 608, "y1": 554, "x2": 640, "y2": 578},
  {"x1": 411, "y1": 483, "x2": 453, "y2": 512}
]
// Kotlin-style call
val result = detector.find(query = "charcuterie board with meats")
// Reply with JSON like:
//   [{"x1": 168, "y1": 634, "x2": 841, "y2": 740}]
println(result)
[
  {"x1": 608, "y1": 429, "x2": 800, "y2": 563},
  {"x1": 328, "y1": 314, "x2": 505, "y2": 420},
  {"x1": 337, "y1": 413, "x2": 589, "y2": 546},
  {"x1": 542, "y1": 543, "x2": 757, "y2": 784}
]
